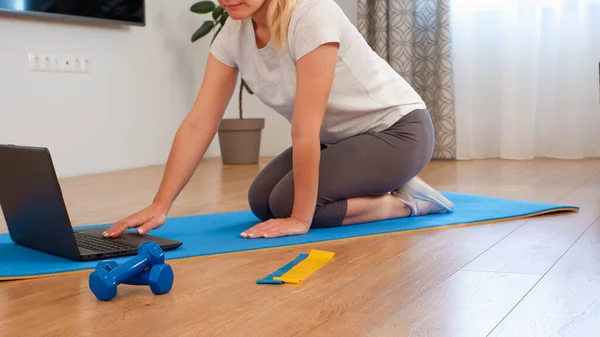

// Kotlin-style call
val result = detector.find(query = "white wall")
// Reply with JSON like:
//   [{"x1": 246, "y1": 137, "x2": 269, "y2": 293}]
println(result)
[
  {"x1": 0, "y1": 0, "x2": 358, "y2": 178},
  {"x1": 0, "y1": 0, "x2": 213, "y2": 177}
]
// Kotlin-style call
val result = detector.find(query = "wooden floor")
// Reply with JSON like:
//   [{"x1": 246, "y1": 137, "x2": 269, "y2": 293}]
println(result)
[{"x1": 1, "y1": 157, "x2": 599, "y2": 336}]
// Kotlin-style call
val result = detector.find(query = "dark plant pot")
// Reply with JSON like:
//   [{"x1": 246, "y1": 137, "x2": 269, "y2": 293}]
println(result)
[{"x1": 217, "y1": 118, "x2": 265, "y2": 165}]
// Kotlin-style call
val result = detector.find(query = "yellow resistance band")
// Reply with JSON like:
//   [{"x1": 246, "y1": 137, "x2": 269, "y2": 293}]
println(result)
[{"x1": 273, "y1": 249, "x2": 335, "y2": 284}]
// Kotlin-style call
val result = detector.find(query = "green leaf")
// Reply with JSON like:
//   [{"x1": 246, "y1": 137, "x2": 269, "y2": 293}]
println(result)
[
  {"x1": 190, "y1": 1, "x2": 216, "y2": 14},
  {"x1": 242, "y1": 79, "x2": 254, "y2": 95},
  {"x1": 212, "y1": 6, "x2": 224, "y2": 20},
  {"x1": 220, "y1": 11, "x2": 229, "y2": 26},
  {"x1": 191, "y1": 21, "x2": 215, "y2": 42}
]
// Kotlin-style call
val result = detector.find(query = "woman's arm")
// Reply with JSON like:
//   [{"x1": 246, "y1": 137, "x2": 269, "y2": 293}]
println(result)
[
  {"x1": 151, "y1": 54, "x2": 238, "y2": 211},
  {"x1": 105, "y1": 54, "x2": 238, "y2": 237},
  {"x1": 290, "y1": 42, "x2": 340, "y2": 226}
]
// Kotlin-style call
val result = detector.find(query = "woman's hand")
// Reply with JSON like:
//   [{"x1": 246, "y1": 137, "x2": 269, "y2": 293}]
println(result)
[
  {"x1": 103, "y1": 203, "x2": 169, "y2": 238},
  {"x1": 241, "y1": 217, "x2": 310, "y2": 239}
]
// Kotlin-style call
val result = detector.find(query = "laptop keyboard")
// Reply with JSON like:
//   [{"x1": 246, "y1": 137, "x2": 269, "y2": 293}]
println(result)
[{"x1": 74, "y1": 232, "x2": 135, "y2": 252}]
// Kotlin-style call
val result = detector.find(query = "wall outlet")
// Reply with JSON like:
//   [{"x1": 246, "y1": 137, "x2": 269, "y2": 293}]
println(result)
[
  {"x1": 28, "y1": 53, "x2": 89, "y2": 73},
  {"x1": 29, "y1": 53, "x2": 52, "y2": 71},
  {"x1": 71, "y1": 56, "x2": 90, "y2": 73},
  {"x1": 62, "y1": 56, "x2": 76, "y2": 72},
  {"x1": 28, "y1": 53, "x2": 39, "y2": 71},
  {"x1": 79, "y1": 57, "x2": 90, "y2": 73}
]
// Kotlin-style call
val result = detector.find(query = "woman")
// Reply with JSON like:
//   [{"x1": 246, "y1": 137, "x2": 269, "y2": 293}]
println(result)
[{"x1": 103, "y1": 0, "x2": 454, "y2": 240}]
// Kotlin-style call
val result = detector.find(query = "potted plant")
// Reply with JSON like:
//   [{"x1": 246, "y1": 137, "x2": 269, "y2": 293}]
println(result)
[{"x1": 190, "y1": 1, "x2": 265, "y2": 165}]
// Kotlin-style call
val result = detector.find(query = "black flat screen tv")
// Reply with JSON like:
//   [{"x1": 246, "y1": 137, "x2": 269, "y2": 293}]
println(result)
[{"x1": 0, "y1": 0, "x2": 145, "y2": 26}]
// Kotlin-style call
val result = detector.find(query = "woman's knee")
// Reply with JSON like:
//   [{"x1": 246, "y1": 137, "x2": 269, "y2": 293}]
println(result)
[
  {"x1": 310, "y1": 200, "x2": 347, "y2": 229},
  {"x1": 247, "y1": 148, "x2": 294, "y2": 221},
  {"x1": 270, "y1": 199, "x2": 345, "y2": 229},
  {"x1": 248, "y1": 178, "x2": 273, "y2": 221},
  {"x1": 268, "y1": 186, "x2": 294, "y2": 219},
  {"x1": 268, "y1": 184, "x2": 346, "y2": 229}
]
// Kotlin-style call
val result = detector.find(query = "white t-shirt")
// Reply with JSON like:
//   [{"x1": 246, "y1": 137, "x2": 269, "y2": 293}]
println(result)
[{"x1": 210, "y1": 0, "x2": 426, "y2": 144}]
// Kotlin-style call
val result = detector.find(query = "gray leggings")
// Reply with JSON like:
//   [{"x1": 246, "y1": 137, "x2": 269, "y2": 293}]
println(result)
[{"x1": 247, "y1": 108, "x2": 435, "y2": 228}]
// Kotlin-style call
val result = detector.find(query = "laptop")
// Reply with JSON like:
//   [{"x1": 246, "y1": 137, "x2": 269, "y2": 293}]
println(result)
[{"x1": 0, "y1": 144, "x2": 182, "y2": 261}]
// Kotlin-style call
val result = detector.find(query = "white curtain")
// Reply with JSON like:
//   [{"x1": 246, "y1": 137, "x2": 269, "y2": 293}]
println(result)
[{"x1": 451, "y1": 0, "x2": 600, "y2": 159}]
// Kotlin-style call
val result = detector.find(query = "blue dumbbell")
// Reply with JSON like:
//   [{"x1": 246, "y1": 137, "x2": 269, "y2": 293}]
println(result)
[
  {"x1": 89, "y1": 242, "x2": 165, "y2": 301},
  {"x1": 95, "y1": 260, "x2": 174, "y2": 295}
]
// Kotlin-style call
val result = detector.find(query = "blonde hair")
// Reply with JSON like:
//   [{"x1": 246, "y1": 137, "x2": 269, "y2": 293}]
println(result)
[{"x1": 267, "y1": 0, "x2": 296, "y2": 51}]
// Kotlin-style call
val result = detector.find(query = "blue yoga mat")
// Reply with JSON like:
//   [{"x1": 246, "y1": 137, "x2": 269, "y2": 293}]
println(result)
[{"x1": 0, "y1": 192, "x2": 578, "y2": 280}]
